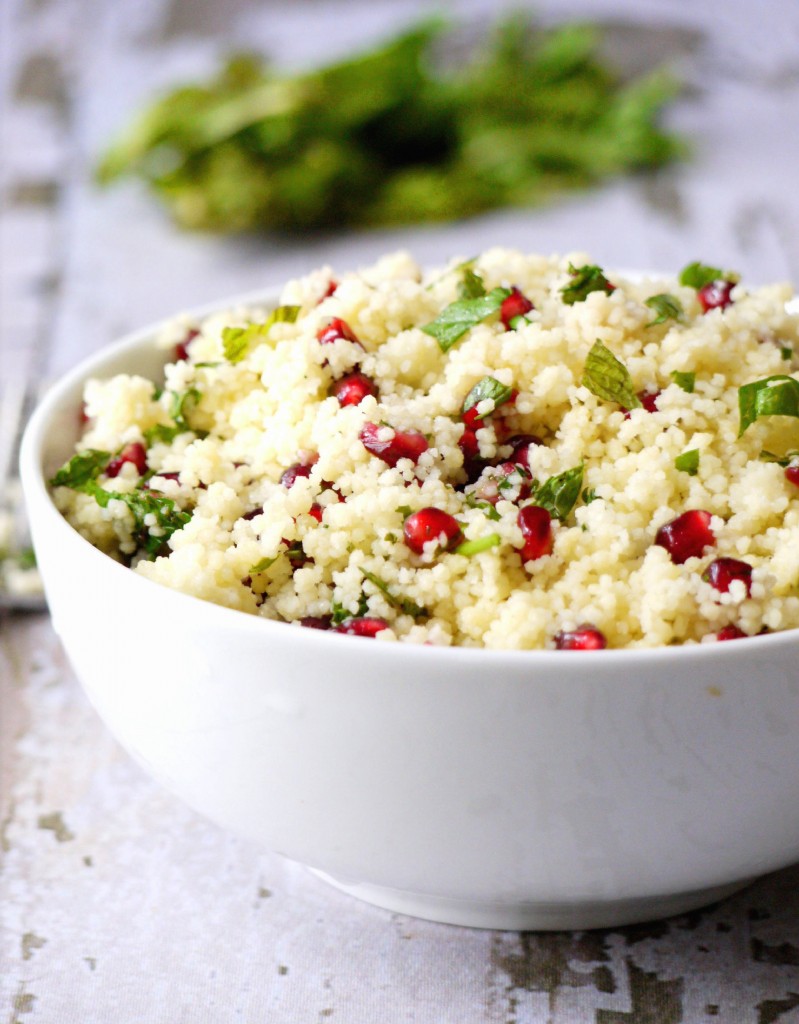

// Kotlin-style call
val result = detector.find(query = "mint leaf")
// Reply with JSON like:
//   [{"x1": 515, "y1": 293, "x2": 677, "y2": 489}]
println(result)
[
  {"x1": 670, "y1": 370, "x2": 695, "y2": 393},
  {"x1": 421, "y1": 287, "x2": 511, "y2": 352},
  {"x1": 453, "y1": 533, "x2": 501, "y2": 557},
  {"x1": 462, "y1": 376, "x2": 514, "y2": 419},
  {"x1": 463, "y1": 493, "x2": 502, "y2": 521},
  {"x1": 145, "y1": 387, "x2": 203, "y2": 444},
  {"x1": 331, "y1": 592, "x2": 369, "y2": 625},
  {"x1": 645, "y1": 293, "x2": 684, "y2": 326},
  {"x1": 678, "y1": 261, "x2": 739, "y2": 290},
  {"x1": 90, "y1": 487, "x2": 191, "y2": 557},
  {"x1": 222, "y1": 305, "x2": 301, "y2": 363},
  {"x1": 582, "y1": 487, "x2": 599, "y2": 504},
  {"x1": 675, "y1": 449, "x2": 700, "y2": 475},
  {"x1": 738, "y1": 375, "x2": 799, "y2": 436},
  {"x1": 560, "y1": 263, "x2": 614, "y2": 304},
  {"x1": 249, "y1": 556, "x2": 279, "y2": 573},
  {"x1": 781, "y1": 346, "x2": 793, "y2": 361},
  {"x1": 360, "y1": 569, "x2": 428, "y2": 619},
  {"x1": 458, "y1": 267, "x2": 486, "y2": 300},
  {"x1": 532, "y1": 464, "x2": 584, "y2": 520},
  {"x1": 582, "y1": 340, "x2": 641, "y2": 409},
  {"x1": 50, "y1": 449, "x2": 111, "y2": 489}
]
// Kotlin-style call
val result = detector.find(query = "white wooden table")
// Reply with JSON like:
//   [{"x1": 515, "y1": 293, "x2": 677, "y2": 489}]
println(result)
[{"x1": 3, "y1": 0, "x2": 799, "y2": 1020}]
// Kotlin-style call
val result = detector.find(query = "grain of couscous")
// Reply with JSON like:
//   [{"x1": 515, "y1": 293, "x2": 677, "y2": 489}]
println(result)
[{"x1": 52, "y1": 250, "x2": 799, "y2": 648}]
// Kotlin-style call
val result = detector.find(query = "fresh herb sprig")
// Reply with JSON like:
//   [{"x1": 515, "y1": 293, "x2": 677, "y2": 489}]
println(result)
[{"x1": 96, "y1": 17, "x2": 683, "y2": 233}]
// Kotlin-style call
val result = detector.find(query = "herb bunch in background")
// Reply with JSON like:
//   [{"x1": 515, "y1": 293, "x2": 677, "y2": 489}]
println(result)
[{"x1": 96, "y1": 15, "x2": 684, "y2": 233}]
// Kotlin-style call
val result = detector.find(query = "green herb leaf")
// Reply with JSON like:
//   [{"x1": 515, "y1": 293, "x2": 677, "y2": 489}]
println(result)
[
  {"x1": 582, "y1": 340, "x2": 641, "y2": 409},
  {"x1": 361, "y1": 569, "x2": 428, "y2": 619},
  {"x1": 582, "y1": 487, "x2": 599, "y2": 504},
  {"x1": 331, "y1": 591, "x2": 369, "y2": 625},
  {"x1": 16, "y1": 547, "x2": 37, "y2": 570},
  {"x1": 781, "y1": 346, "x2": 793, "y2": 361},
  {"x1": 145, "y1": 387, "x2": 203, "y2": 444},
  {"x1": 738, "y1": 375, "x2": 799, "y2": 436},
  {"x1": 675, "y1": 449, "x2": 700, "y2": 475},
  {"x1": 463, "y1": 493, "x2": 502, "y2": 520},
  {"x1": 678, "y1": 261, "x2": 739, "y2": 290},
  {"x1": 670, "y1": 370, "x2": 696, "y2": 393},
  {"x1": 759, "y1": 449, "x2": 799, "y2": 466},
  {"x1": 560, "y1": 263, "x2": 614, "y2": 305},
  {"x1": 458, "y1": 267, "x2": 486, "y2": 300},
  {"x1": 91, "y1": 487, "x2": 191, "y2": 557},
  {"x1": 222, "y1": 305, "x2": 301, "y2": 363},
  {"x1": 453, "y1": 533, "x2": 502, "y2": 557},
  {"x1": 396, "y1": 505, "x2": 414, "y2": 520},
  {"x1": 50, "y1": 449, "x2": 111, "y2": 489},
  {"x1": 249, "y1": 556, "x2": 279, "y2": 574},
  {"x1": 421, "y1": 287, "x2": 511, "y2": 352},
  {"x1": 461, "y1": 376, "x2": 514, "y2": 419},
  {"x1": 532, "y1": 464, "x2": 584, "y2": 520},
  {"x1": 645, "y1": 293, "x2": 684, "y2": 326}
]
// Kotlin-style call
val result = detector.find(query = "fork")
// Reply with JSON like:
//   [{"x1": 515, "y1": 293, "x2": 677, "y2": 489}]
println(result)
[{"x1": 0, "y1": 367, "x2": 47, "y2": 612}]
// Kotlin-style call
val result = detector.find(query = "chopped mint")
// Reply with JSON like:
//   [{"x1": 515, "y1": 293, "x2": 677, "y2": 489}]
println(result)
[
  {"x1": 222, "y1": 305, "x2": 301, "y2": 363},
  {"x1": 145, "y1": 387, "x2": 203, "y2": 444},
  {"x1": 670, "y1": 370, "x2": 696, "y2": 393},
  {"x1": 560, "y1": 263, "x2": 614, "y2": 304},
  {"x1": 532, "y1": 464, "x2": 584, "y2": 520},
  {"x1": 458, "y1": 267, "x2": 487, "y2": 300},
  {"x1": 50, "y1": 450, "x2": 111, "y2": 489},
  {"x1": 675, "y1": 449, "x2": 700, "y2": 475},
  {"x1": 759, "y1": 449, "x2": 799, "y2": 466},
  {"x1": 582, "y1": 487, "x2": 599, "y2": 504},
  {"x1": 645, "y1": 293, "x2": 684, "y2": 326},
  {"x1": 463, "y1": 493, "x2": 502, "y2": 520},
  {"x1": 249, "y1": 556, "x2": 279, "y2": 574},
  {"x1": 331, "y1": 592, "x2": 369, "y2": 625},
  {"x1": 679, "y1": 261, "x2": 739, "y2": 290},
  {"x1": 582, "y1": 340, "x2": 641, "y2": 409},
  {"x1": 421, "y1": 287, "x2": 511, "y2": 352},
  {"x1": 738, "y1": 375, "x2": 799, "y2": 436},
  {"x1": 781, "y1": 346, "x2": 793, "y2": 361},
  {"x1": 360, "y1": 569, "x2": 428, "y2": 619},
  {"x1": 462, "y1": 376, "x2": 514, "y2": 420}
]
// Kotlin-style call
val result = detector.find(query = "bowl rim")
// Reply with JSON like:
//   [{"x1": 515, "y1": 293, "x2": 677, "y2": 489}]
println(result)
[{"x1": 20, "y1": 282, "x2": 799, "y2": 665}]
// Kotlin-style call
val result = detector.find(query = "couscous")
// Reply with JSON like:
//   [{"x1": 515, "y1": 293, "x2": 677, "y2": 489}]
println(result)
[{"x1": 52, "y1": 250, "x2": 799, "y2": 648}]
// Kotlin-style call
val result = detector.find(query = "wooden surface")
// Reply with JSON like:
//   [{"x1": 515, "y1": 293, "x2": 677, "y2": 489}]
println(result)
[{"x1": 2, "y1": 0, "x2": 799, "y2": 1020}]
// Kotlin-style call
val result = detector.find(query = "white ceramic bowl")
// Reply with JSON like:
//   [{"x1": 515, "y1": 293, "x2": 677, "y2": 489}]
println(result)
[{"x1": 20, "y1": 291, "x2": 799, "y2": 931}]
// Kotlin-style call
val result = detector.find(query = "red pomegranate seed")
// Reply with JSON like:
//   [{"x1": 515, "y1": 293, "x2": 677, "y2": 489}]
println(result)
[
  {"x1": 655, "y1": 510, "x2": 715, "y2": 564},
  {"x1": 403, "y1": 507, "x2": 463, "y2": 555},
  {"x1": 79, "y1": 402, "x2": 90, "y2": 425},
  {"x1": 331, "y1": 371, "x2": 378, "y2": 407},
  {"x1": 174, "y1": 328, "x2": 199, "y2": 362},
  {"x1": 106, "y1": 442, "x2": 147, "y2": 478},
  {"x1": 459, "y1": 425, "x2": 480, "y2": 462},
  {"x1": 308, "y1": 503, "x2": 323, "y2": 523},
  {"x1": 623, "y1": 390, "x2": 660, "y2": 417},
  {"x1": 703, "y1": 557, "x2": 753, "y2": 595},
  {"x1": 504, "y1": 434, "x2": 542, "y2": 468},
  {"x1": 554, "y1": 624, "x2": 607, "y2": 650},
  {"x1": 319, "y1": 280, "x2": 338, "y2": 302},
  {"x1": 462, "y1": 389, "x2": 518, "y2": 430},
  {"x1": 785, "y1": 465, "x2": 799, "y2": 487},
  {"x1": 335, "y1": 617, "x2": 388, "y2": 637},
  {"x1": 317, "y1": 317, "x2": 359, "y2": 345},
  {"x1": 518, "y1": 505, "x2": 553, "y2": 563},
  {"x1": 716, "y1": 624, "x2": 746, "y2": 641},
  {"x1": 500, "y1": 286, "x2": 534, "y2": 329},
  {"x1": 280, "y1": 458, "x2": 317, "y2": 488},
  {"x1": 697, "y1": 279, "x2": 734, "y2": 313},
  {"x1": 359, "y1": 423, "x2": 429, "y2": 467},
  {"x1": 300, "y1": 615, "x2": 333, "y2": 630}
]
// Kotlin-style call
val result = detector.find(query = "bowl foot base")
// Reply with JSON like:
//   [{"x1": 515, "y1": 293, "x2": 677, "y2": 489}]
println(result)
[{"x1": 309, "y1": 870, "x2": 752, "y2": 930}]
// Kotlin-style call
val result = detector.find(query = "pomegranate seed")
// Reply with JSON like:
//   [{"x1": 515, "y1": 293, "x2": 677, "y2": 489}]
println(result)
[
  {"x1": 655, "y1": 510, "x2": 715, "y2": 564},
  {"x1": 280, "y1": 458, "x2": 317, "y2": 488},
  {"x1": 335, "y1": 617, "x2": 388, "y2": 637},
  {"x1": 79, "y1": 402, "x2": 90, "y2": 425},
  {"x1": 403, "y1": 507, "x2": 463, "y2": 555},
  {"x1": 300, "y1": 615, "x2": 333, "y2": 630},
  {"x1": 785, "y1": 465, "x2": 799, "y2": 487},
  {"x1": 716, "y1": 624, "x2": 746, "y2": 641},
  {"x1": 174, "y1": 328, "x2": 199, "y2": 362},
  {"x1": 106, "y1": 442, "x2": 147, "y2": 478},
  {"x1": 319, "y1": 280, "x2": 338, "y2": 302},
  {"x1": 518, "y1": 505, "x2": 553, "y2": 563},
  {"x1": 359, "y1": 423, "x2": 429, "y2": 467},
  {"x1": 308, "y1": 503, "x2": 323, "y2": 523},
  {"x1": 623, "y1": 390, "x2": 660, "y2": 418},
  {"x1": 703, "y1": 557, "x2": 753, "y2": 595},
  {"x1": 317, "y1": 317, "x2": 359, "y2": 345},
  {"x1": 504, "y1": 434, "x2": 542, "y2": 468},
  {"x1": 331, "y1": 371, "x2": 378, "y2": 407},
  {"x1": 459, "y1": 425, "x2": 480, "y2": 462},
  {"x1": 697, "y1": 279, "x2": 734, "y2": 313},
  {"x1": 554, "y1": 624, "x2": 607, "y2": 650},
  {"x1": 242, "y1": 506, "x2": 264, "y2": 521},
  {"x1": 500, "y1": 287, "x2": 534, "y2": 329},
  {"x1": 463, "y1": 389, "x2": 518, "y2": 430}
]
